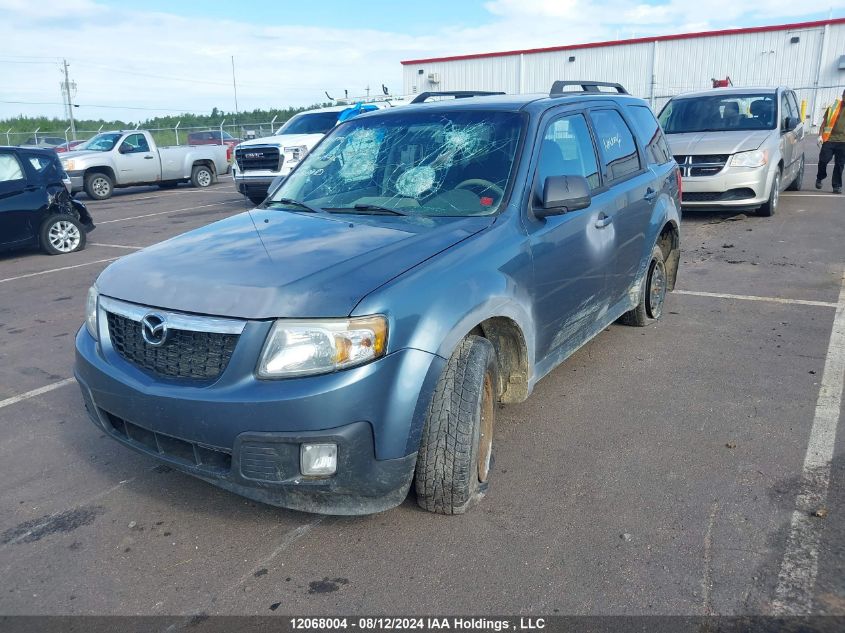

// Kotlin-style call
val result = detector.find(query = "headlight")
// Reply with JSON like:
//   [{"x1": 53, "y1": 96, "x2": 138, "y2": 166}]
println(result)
[
  {"x1": 283, "y1": 145, "x2": 309, "y2": 164},
  {"x1": 85, "y1": 286, "x2": 99, "y2": 340},
  {"x1": 730, "y1": 149, "x2": 768, "y2": 168},
  {"x1": 62, "y1": 160, "x2": 75, "y2": 171},
  {"x1": 257, "y1": 316, "x2": 388, "y2": 378}
]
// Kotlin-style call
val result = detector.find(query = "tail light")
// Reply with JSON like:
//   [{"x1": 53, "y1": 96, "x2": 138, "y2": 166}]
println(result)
[{"x1": 675, "y1": 165, "x2": 683, "y2": 203}]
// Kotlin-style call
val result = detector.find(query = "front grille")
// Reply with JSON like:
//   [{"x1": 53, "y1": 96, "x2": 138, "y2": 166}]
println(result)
[
  {"x1": 682, "y1": 188, "x2": 756, "y2": 202},
  {"x1": 103, "y1": 410, "x2": 232, "y2": 474},
  {"x1": 675, "y1": 154, "x2": 729, "y2": 177},
  {"x1": 235, "y1": 146, "x2": 281, "y2": 171},
  {"x1": 107, "y1": 312, "x2": 238, "y2": 380}
]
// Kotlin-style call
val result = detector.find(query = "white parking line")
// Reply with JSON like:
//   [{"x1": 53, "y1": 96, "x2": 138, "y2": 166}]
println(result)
[
  {"x1": 0, "y1": 258, "x2": 119, "y2": 285},
  {"x1": 97, "y1": 200, "x2": 236, "y2": 224},
  {"x1": 674, "y1": 289, "x2": 838, "y2": 308},
  {"x1": 772, "y1": 269, "x2": 845, "y2": 614},
  {"x1": 0, "y1": 377, "x2": 76, "y2": 410},
  {"x1": 90, "y1": 243, "x2": 142, "y2": 250}
]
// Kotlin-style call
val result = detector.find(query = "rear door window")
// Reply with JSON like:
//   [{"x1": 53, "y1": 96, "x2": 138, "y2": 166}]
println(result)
[
  {"x1": 535, "y1": 113, "x2": 601, "y2": 193},
  {"x1": 0, "y1": 153, "x2": 25, "y2": 183},
  {"x1": 624, "y1": 105, "x2": 673, "y2": 166},
  {"x1": 589, "y1": 109, "x2": 641, "y2": 182}
]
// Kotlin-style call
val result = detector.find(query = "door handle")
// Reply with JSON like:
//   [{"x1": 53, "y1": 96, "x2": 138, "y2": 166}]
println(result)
[
  {"x1": 594, "y1": 213, "x2": 612, "y2": 229},
  {"x1": 143, "y1": 155, "x2": 154, "y2": 159},
  {"x1": 644, "y1": 187, "x2": 658, "y2": 201}
]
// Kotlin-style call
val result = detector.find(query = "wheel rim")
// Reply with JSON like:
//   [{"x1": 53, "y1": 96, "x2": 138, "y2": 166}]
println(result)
[
  {"x1": 48, "y1": 220, "x2": 81, "y2": 252},
  {"x1": 646, "y1": 258, "x2": 667, "y2": 319},
  {"x1": 477, "y1": 371, "x2": 495, "y2": 483},
  {"x1": 92, "y1": 177, "x2": 110, "y2": 197},
  {"x1": 771, "y1": 173, "x2": 780, "y2": 210},
  {"x1": 196, "y1": 169, "x2": 212, "y2": 187}
]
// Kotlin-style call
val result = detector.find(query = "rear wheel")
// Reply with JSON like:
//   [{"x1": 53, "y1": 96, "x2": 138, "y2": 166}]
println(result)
[
  {"x1": 84, "y1": 172, "x2": 113, "y2": 200},
  {"x1": 620, "y1": 245, "x2": 667, "y2": 327},
  {"x1": 191, "y1": 164, "x2": 213, "y2": 188},
  {"x1": 40, "y1": 215, "x2": 86, "y2": 255},
  {"x1": 415, "y1": 336, "x2": 498, "y2": 515},
  {"x1": 786, "y1": 155, "x2": 804, "y2": 191},
  {"x1": 757, "y1": 170, "x2": 780, "y2": 217}
]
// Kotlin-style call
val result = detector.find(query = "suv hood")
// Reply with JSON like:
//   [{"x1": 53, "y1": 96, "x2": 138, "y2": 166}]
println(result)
[
  {"x1": 96, "y1": 209, "x2": 491, "y2": 319},
  {"x1": 666, "y1": 129, "x2": 772, "y2": 156},
  {"x1": 237, "y1": 133, "x2": 324, "y2": 149}
]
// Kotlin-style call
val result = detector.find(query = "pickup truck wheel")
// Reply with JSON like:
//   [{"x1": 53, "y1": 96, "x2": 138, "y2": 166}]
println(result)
[
  {"x1": 620, "y1": 245, "x2": 666, "y2": 326},
  {"x1": 191, "y1": 165, "x2": 213, "y2": 188},
  {"x1": 84, "y1": 172, "x2": 113, "y2": 200},
  {"x1": 757, "y1": 170, "x2": 780, "y2": 217},
  {"x1": 415, "y1": 335, "x2": 498, "y2": 515},
  {"x1": 39, "y1": 215, "x2": 86, "y2": 255},
  {"x1": 786, "y1": 156, "x2": 804, "y2": 191}
]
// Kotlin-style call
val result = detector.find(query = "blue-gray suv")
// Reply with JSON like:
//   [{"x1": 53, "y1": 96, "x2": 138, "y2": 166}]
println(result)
[{"x1": 75, "y1": 82, "x2": 682, "y2": 515}]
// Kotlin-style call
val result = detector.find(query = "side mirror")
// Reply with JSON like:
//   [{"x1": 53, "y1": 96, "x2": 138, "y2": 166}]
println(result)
[
  {"x1": 536, "y1": 175, "x2": 592, "y2": 218},
  {"x1": 784, "y1": 116, "x2": 799, "y2": 132},
  {"x1": 118, "y1": 145, "x2": 128, "y2": 154}
]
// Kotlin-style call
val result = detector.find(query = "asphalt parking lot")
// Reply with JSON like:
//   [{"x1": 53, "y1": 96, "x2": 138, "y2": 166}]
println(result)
[{"x1": 0, "y1": 143, "x2": 843, "y2": 618}]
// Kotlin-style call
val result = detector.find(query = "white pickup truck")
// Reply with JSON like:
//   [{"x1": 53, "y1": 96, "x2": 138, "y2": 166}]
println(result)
[{"x1": 60, "y1": 130, "x2": 229, "y2": 200}]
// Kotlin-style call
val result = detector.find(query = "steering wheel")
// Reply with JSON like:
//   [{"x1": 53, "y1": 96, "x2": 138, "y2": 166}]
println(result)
[{"x1": 455, "y1": 178, "x2": 505, "y2": 200}]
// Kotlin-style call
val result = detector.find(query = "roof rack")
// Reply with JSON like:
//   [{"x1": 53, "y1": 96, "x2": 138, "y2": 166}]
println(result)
[
  {"x1": 411, "y1": 90, "x2": 506, "y2": 103},
  {"x1": 549, "y1": 81, "x2": 628, "y2": 96}
]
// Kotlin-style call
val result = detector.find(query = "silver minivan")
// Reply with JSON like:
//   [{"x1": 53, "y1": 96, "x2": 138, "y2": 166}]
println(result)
[{"x1": 658, "y1": 87, "x2": 805, "y2": 216}]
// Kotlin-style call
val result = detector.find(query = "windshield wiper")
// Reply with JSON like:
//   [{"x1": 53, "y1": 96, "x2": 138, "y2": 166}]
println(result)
[
  {"x1": 348, "y1": 203, "x2": 410, "y2": 216},
  {"x1": 265, "y1": 198, "x2": 328, "y2": 214}
]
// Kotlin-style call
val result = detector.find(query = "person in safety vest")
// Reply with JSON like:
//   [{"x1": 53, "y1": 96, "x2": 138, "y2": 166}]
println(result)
[{"x1": 816, "y1": 88, "x2": 845, "y2": 194}]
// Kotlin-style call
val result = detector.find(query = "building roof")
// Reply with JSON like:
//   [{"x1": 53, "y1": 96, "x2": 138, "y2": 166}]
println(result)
[{"x1": 400, "y1": 17, "x2": 845, "y2": 66}]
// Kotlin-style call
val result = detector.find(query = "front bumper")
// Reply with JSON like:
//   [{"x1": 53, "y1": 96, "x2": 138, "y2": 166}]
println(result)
[
  {"x1": 67, "y1": 171, "x2": 85, "y2": 193},
  {"x1": 74, "y1": 325, "x2": 445, "y2": 515},
  {"x1": 681, "y1": 166, "x2": 772, "y2": 208}
]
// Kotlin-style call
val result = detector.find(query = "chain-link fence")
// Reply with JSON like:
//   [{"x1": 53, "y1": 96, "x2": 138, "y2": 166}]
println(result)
[{"x1": 3, "y1": 121, "x2": 283, "y2": 149}]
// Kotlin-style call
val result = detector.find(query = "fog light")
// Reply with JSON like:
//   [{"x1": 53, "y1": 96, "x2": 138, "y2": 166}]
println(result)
[{"x1": 300, "y1": 443, "x2": 337, "y2": 476}]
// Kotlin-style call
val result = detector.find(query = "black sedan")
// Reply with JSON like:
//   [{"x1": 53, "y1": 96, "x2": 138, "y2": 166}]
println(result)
[{"x1": 0, "y1": 146, "x2": 94, "y2": 255}]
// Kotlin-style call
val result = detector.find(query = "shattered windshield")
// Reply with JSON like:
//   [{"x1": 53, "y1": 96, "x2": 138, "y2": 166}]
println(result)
[{"x1": 270, "y1": 110, "x2": 523, "y2": 216}]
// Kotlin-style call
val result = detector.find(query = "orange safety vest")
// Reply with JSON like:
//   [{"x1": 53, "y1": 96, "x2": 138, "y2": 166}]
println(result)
[{"x1": 821, "y1": 99, "x2": 842, "y2": 142}]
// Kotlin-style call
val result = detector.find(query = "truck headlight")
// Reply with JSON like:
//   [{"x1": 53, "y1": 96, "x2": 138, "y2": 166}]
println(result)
[
  {"x1": 62, "y1": 159, "x2": 75, "y2": 171},
  {"x1": 730, "y1": 149, "x2": 768, "y2": 168},
  {"x1": 283, "y1": 145, "x2": 309, "y2": 164},
  {"x1": 257, "y1": 316, "x2": 388, "y2": 378},
  {"x1": 85, "y1": 286, "x2": 99, "y2": 340}
]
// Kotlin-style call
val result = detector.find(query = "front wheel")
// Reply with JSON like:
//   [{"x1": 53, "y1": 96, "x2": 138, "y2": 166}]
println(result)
[
  {"x1": 40, "y1": 215, "x2": 86, "y2": 255},
  {"x1": 191, "y1": 164, "x2": 214, "y2": 188},
  {"x1": 620, "y1": 245, "x2": 667, "y2": 326},
  {"x1": 757, "y1": 170, "x2": 781, "y2": 217},
  {"x1": 415, "y1": 336, "x2": 498, "y2": 515},
  {"x1": 84, "y1": 172, "x2": 113, "y2": 200}
]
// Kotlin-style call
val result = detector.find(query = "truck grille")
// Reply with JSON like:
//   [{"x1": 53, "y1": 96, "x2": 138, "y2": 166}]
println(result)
[
  {"x1": 106, "y1": 312, "x2": 239, "y2": 380},
  {"x1": 235, "y1": 146, "x2": 281, "y2": 172},
  {"x1": 674, "y1": 154, "x2": 730, "y2": 177}
]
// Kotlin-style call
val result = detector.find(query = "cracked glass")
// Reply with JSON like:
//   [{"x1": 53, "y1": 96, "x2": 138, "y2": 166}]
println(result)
[{"x1": 270, "y1": 110, "x2": 524, "y2": 217}]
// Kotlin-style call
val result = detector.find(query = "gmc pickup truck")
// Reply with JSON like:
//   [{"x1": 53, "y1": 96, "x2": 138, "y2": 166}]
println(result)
[{"x1": 60, "y1": 130, "x2": 229, "y2": 200}]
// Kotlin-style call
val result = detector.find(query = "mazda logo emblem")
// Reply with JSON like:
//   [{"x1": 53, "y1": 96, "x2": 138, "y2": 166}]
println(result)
[{"x1": 140, "y1": 312, "x2": 168, "y2": 347}]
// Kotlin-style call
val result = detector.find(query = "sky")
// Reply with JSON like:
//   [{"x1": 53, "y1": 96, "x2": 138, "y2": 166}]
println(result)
[{"x1": 1, "y1": 0, "x2": 844, "y2": 123}]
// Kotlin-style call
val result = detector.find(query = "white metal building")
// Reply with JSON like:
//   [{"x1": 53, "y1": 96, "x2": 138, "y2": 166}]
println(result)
[{"x1": 401, "y1": 18, "x2": 845, "y2": 125}]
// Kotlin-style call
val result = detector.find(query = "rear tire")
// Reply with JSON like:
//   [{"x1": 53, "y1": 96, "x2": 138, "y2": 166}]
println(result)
[
  {"x1": 757, "y1": 169, "x2": 780, "y2": 217},
  {"x1": 84, "y1": 172, "x2": 113, "y2": 200},
  {"x1": 39, "y1": 215, "x2": 86, "y2": 255},
  {"x1": 786, "y1": 155, "x2": 804, "y2": 191},
  {"x1": 415, "y1": 336, "x2": 498, "y2": 515},
  {"x1": 191, "y1": 164, "x2": 213, "y2": 188},
  {"x1": 620, "y1": 245, "x2": 667, "y2": 327}
]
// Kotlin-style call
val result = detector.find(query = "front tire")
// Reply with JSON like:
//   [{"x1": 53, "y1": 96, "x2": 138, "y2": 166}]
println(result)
[
  {"x1": 191, "y1": 164, "x2": 213, "y2": 188},
  {"x1": 415, "y1": 336, "x2": 498, "y2": 515},
  {"x1": 620, "y1": 245, "x2": 667, "y2": 326},
  {"x1": 84, "y1": 172, "x2": 113, "y2": 200},
  {"x1": 757, "y1": 169, "x2": 781, "y2": 217},
  {"x1": 39, "y1": 215, "x2": 86, "y2": 255}
]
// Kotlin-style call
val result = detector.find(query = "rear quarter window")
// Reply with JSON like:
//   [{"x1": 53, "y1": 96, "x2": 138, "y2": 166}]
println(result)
[{"x1": 625, "y1": 105, "x2": 673, "y2": 166}]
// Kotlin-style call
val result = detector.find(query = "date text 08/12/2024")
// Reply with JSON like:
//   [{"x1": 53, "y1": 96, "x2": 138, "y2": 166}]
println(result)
[{"x1": 289, "y1": 617, "x2": 547, "y2": 631}]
